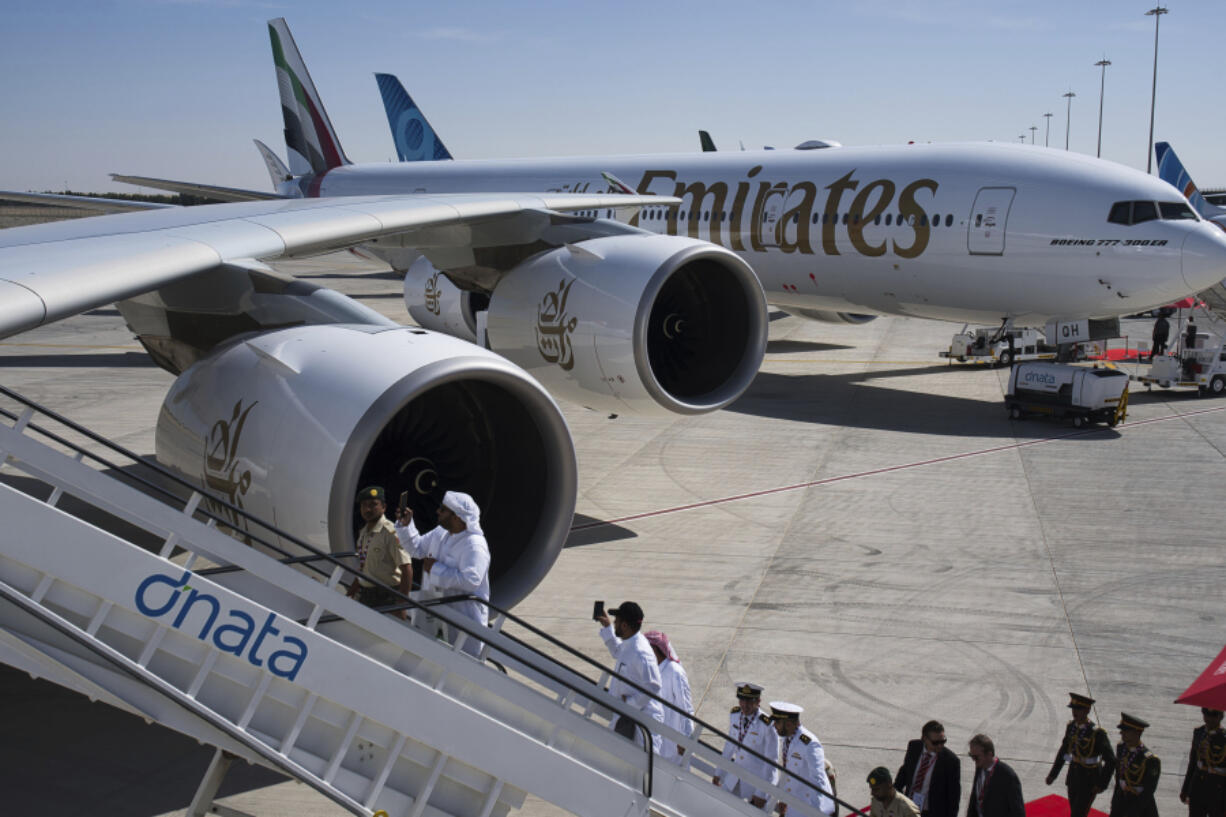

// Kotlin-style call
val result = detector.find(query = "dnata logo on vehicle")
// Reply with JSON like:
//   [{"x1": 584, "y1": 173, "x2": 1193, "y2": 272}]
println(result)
[
  {"x1": 135, "y1": 571, "x2": 307, "y2": 681},
  {"x1": 1023, "y1": 371, "x2": 1058, "y2": 385}
]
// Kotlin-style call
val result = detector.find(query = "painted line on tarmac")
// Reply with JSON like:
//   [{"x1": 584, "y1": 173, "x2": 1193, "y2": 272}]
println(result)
[{"x1": 571, "y1": 403, "x2": 1226, "y2": 532}]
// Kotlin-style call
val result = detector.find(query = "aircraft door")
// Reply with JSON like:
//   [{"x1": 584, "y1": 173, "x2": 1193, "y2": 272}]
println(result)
[
  {"x1": 756, "y1": 185, "x2": 788, "y2": 248},
  {"x1": 968, "y1": 187, "x2": 1016, "y2": 255}
]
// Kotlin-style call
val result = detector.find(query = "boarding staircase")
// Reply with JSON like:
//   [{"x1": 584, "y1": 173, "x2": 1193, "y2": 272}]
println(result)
[{"x1": 0, "y1": 386, "x2": 855, "y2": 817}]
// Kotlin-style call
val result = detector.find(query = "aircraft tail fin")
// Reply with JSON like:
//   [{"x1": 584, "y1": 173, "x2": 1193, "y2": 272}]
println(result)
[
  {"x1": 253, "y1": 139, "x2": 294, "y2": 190},
  {"x1": 374, "y1": 73, "x2": 453, "y2": 161},
  {"x1": 268, "y1": 18, "x2": 350, "y2": 176},
  {"x1": 699, "y1": 130, "x2": 717, "y2": 152},
  {"x1": 1155, "y1": 141, "x2": 1222, "y2": 219}
]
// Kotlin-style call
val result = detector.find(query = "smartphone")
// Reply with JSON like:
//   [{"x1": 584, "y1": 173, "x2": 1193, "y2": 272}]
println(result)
[
  {"x1": 592, "y1": 600, "x2": 604, "y2": 621},
  {"x1": 398, "y1": 491, "x2": 409, "y2": 515}
]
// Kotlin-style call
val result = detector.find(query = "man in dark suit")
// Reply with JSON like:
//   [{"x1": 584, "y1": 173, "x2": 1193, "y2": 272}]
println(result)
[
  {"x1": 966, "y1": 734, "x2": 1024, "y2": 817},
  {"x1": 895, "y1": 720, "x2": 961, "y2": 817}
]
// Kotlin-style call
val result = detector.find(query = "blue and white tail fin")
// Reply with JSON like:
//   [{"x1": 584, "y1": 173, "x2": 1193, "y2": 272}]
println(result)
[
  {"x1": 268, "y1": 18, "x2": 350, "y2": 177},
  {"x1": 1155, "y1": 141, "x2": 1225, "y2": 220},
  {"x1": 374, "y1": 73, "x2": 453, "y2": 162}
]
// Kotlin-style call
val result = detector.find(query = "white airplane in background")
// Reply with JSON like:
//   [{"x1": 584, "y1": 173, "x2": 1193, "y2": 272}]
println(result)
[{"x1": 114, "y1": 19, "x2": 1226, "y2": 422}]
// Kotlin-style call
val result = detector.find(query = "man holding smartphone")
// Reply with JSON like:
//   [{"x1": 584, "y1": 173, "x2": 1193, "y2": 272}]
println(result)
[
  {"x1": 346, "y1": 486, "x2": 413, "y2": 619},
  {"x1": 596, "y1": 601, "x2": 663, "y2": 752},
  {"x1": 396, "y1": 490, "x2": 491, "y2": 657}
]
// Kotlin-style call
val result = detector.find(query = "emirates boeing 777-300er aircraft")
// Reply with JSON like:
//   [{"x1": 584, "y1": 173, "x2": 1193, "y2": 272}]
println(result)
[{"x1": 109, "y1": 18, "x2": 1226, "y2": 424}]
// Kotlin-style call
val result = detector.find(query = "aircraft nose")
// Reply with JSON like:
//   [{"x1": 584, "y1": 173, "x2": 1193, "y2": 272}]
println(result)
[{"x1": 1182, "y1": 225, "x2": 1226, "y2": 293}]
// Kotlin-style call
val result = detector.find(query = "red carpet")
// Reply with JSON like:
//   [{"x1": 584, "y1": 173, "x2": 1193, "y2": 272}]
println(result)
[
  {"x1": 1024, "y1": 793, "x2": 1109, "y2": 817},
  {"x1": 854, "y1": 794, "x2": 1107, "y2": 817}
]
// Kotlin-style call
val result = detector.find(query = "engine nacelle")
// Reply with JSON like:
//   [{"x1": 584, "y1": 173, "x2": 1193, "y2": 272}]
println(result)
[
  {"x1": 486, "y1": 234, "x2": 768, "y2": 416},
  {"x1": 403, "y1": 257, "x2": 489, "y2": 344},
  {"x1": 780, "y1": 307, "x2": 878, "y2": 325},
  {"x1": 156, "y1": 324, "x2": 576, "y2": 609}
]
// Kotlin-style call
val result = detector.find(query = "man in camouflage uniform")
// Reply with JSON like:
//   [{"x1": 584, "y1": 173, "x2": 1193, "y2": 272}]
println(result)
[
  {"x1": 1045, "y1": 692, "x2": 1115, "y2": 817},
  {"x1": 1181, "y1": 707, "x2": 1226, "y2": 817},
  {"x1": 1110, "y1": 713, "x2": 1160, "y2": 817}
]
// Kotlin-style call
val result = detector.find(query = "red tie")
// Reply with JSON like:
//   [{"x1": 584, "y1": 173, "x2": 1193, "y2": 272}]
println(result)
[{"x1": 913, "y1": 751, "x2": 934, "y2": 793}]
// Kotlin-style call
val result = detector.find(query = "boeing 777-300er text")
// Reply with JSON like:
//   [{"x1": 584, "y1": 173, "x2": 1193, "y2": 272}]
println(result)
[{"x1": 115, "y1": 19, "x2": 1226, "y2": 423}]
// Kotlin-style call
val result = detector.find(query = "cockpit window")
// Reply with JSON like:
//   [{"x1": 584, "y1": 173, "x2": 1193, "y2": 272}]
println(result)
[
  {"x1": 1159, "y1": 202, "x2": 1198, "y2": 221},
  {"x1": 1108, "y1": 202, "x2": 1132, "y2": 225},
  {"x1": 1132, "y1": 201, "x2": 1158, "y2": 224},
  {"x1": 1109, "y1": 200, "x2": 1198, "y2": 225}
]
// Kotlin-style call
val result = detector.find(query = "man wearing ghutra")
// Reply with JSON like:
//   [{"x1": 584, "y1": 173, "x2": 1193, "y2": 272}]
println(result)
[
  {"x1": 713, "y1": 683, "x2": 779, "y2": 809},
  {"x1": 644, "y1": 630, "x2": 693, "y2": 765},
  {"x1": 396, "y1": 490, "x2": 490, "y2": 656}
]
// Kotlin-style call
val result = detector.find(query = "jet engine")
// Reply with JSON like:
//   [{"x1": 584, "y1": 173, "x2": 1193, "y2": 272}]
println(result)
[
  {"x1": 403, "y1": 258, "x2": 489, "y2": 344},
  {"x1": 485, "y1": 234, "x2": 768, "y2": 416},
  {"x1": 781, "y1": 307, "x2": 878, "y2": 325},
  {"x1": 155, "y1": 324, "x2": 576, "y2": 609}
]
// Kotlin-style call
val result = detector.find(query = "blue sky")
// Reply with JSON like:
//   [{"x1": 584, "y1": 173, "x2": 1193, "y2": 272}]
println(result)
[{"x1": 3, "y1": 0, "x2": 1223, "y2": 193}]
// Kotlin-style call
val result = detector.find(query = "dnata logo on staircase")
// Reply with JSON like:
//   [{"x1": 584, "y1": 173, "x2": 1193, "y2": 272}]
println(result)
[{"x1": 135, "y1": 571, "x2": 307, "y2": 681}]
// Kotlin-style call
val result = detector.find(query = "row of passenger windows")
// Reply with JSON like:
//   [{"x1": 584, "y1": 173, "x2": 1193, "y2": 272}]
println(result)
[
  {"x1": 638, "y1": 208, "x2": 956, "y2": 228},
  {"x1": 1107, "y1": 200, "x2": 1197, "y2": 226}
]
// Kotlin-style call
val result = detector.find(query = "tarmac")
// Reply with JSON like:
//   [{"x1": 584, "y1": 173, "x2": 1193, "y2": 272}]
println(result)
[{"x1": 1, "y1": 251, "x2": 1223, "y2": 817}]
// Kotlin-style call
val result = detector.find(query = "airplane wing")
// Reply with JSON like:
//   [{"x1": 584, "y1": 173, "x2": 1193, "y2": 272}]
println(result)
[
  {"x1": 109, "y1": 173, "x2": 286, "y2": 202},
  {"x1": 0, "y1": 191, "x2": 673, "y2": 340}
]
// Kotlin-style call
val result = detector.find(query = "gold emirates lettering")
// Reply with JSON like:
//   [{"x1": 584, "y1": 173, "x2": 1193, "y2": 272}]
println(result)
[{"x1": 635, "y1": 166, "x2": 938, "y2": 259}]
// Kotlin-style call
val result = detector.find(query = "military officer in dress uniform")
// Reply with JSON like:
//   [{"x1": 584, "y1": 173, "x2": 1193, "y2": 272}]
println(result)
[
  {"x1": 713, "y1": 683, "x2": 780, "y2": 809},
  {"x1": 771, "y1": 702, "x2": 835, "y2": 816},
  {"x1": 1110, "y1": 713, "x2": 1160, "y2": 817},
  {"x1": 1045, "y1": 692, "x2": 1116, "y2": 817},
  {"x1": 1181, "y1": 707, "x2": 1226, "y2": 817}
]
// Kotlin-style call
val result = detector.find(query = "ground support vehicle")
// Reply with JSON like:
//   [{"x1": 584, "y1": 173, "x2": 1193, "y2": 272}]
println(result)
[
  {"x1": 1133, "y1": 331, "x2": 1226, "y2": 395},
  {"x1": 941, "y1": 326, "x2": 1056, "y2": 367},
  {"x1": 1005, "y1": 362, "x2": 1130, "y2": 428}
]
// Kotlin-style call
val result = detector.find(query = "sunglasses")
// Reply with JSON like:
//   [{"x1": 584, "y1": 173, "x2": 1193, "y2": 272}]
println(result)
[{"x1": 926, "y1": 737, "x2": 947, "y2": 746}]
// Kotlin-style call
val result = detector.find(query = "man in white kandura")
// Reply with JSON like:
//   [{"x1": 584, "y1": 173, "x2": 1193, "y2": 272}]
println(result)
[
  {"x1": 771, "y1": 702, "x2": 835, "y2": 816},
  {"x1": 396, "y1": 491, "x2": 490, "y2": 656},
  {"x1": 596, "y1": 601, "x2": 664, "y2": 752},
  {"x1": 645, "y1": 630, "x2": 693, "y2": 764},
  {"x1": 714, "y1": 683, "x2": 780, "y2": 809}
]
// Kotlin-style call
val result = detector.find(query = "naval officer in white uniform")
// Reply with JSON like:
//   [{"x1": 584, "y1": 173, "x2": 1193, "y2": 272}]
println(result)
[
  {"x1": 713, "y1": 682, "x2": 780, "y2": 809},
  {"x1": 771, "y1": 702, "x2": 835, "y2": 815}
]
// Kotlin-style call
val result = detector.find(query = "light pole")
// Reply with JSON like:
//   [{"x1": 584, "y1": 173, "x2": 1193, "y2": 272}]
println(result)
[
  {"x1": 1019, "y1": 134, "x2": 1026, "y2": 143},
  {"x1": 1029, "y1": 125, "x2": 1038, "y2": 144},
  {"x1": 1095, "y1": 58, "x2": 1111, "y2": 158},
  {"x1": 1063, "y1": 91, "x2": 1076, "y2": 150},
  {"x1": 1145, "y1": 6, "x2": 1168, "y2": 173},
  {"x1": 1044, "y1": 112, "x2": 1053, "y2": 147}
]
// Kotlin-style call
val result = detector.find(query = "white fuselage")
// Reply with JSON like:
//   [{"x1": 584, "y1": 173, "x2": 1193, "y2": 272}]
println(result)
[{"x1": 306, "y1": 142, "x2": 1226, "y2": 326}]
